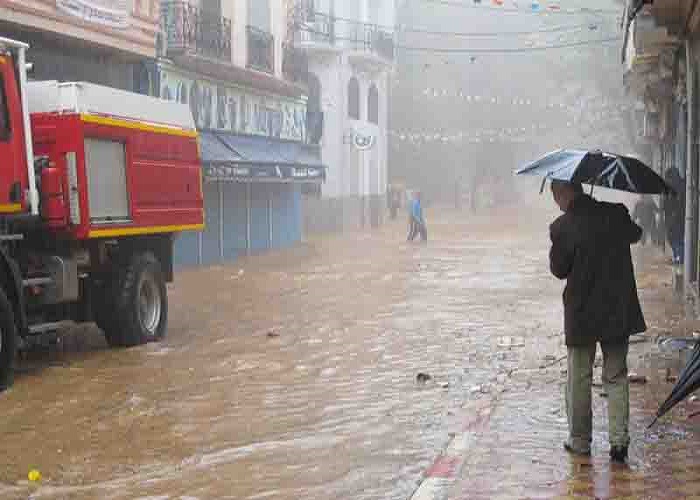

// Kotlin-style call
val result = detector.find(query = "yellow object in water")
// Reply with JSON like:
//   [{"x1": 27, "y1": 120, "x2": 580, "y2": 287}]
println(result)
[{"x1": 28, "y1": 469, "x2": 41, "y2": 482}]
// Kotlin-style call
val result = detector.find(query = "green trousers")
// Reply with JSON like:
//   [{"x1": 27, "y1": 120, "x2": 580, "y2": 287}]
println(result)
[{"x1": 566, "y1": 341, "x2": 630, "y2": 452}]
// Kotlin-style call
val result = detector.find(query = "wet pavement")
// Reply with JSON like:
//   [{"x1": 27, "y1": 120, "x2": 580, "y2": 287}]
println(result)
[{"x1": 0, "y1": 198, "x2": 698, "y2": 499}]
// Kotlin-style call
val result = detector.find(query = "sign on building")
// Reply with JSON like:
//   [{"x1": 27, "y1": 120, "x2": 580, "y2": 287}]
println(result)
[
  {"x1": 56, "y1": 0, "x2": 131, "y2": 29},
  {"x1": 159, "y1": 66, "x2": 308, "y2": 143}
]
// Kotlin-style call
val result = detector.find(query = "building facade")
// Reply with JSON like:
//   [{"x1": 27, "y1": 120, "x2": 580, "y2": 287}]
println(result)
[
  {"x1": 0, "y1": 0, "x2": 325, "y2": 268},
  {"x1": 621, "y1": 0, "x2": 700, "y2": 295},
  {"x1": 0, "y1": 0, "x2": 159, "y2": 93},
  {"x1": 290, "y1": 0, "x2": 395, "y2": 233},
  {"x1": 157, "y1": 0, "x2": 324, "y2": 267}
]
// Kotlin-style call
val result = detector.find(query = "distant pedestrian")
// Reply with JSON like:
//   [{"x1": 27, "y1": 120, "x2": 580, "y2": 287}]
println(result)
[
  {"x1": 632, "y1": 196, "x2": 658, "y2": 246},
  {"x1": 455, "y1": 178, "x2": 462, "y2": 210},
  {"x1": 548, "y1": 180, "x2": 646, "y2": 463},
  {"x1": 407, "y1": 191, "x2": 427, "y2": 242},
  {"x1": 664, "y1": 169, "x2": 685, "y2": 264},
  {"x1": 390, "y1": 188, "x2": 401, "y2": 220}
]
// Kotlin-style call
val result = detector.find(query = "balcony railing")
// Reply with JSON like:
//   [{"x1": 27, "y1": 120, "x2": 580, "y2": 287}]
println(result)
[
  {"x1": 247, "y1": 26, "x2": 275, "y2": 74},
  {"x1": 295, "y1": 11, "x2": 334, "y2": 45},
  {"x1": 161, "y1": 1, "x2": 232, "y2": 63},
  {"x1": 291, "y1": 8, "x2": 395, "y2": 62}
]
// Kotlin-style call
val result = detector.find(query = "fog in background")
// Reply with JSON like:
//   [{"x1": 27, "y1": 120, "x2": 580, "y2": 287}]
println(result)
[{"x1": 389, "y1": 0, "x2": 631, "y2": 208}]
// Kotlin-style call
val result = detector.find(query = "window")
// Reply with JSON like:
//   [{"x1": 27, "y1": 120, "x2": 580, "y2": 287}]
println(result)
[
  {"x1": 368, "y1": 84, "x2": 379, "y2": 124},
  {"x1": 307, "y1": 73, "x2": 323, "y2": 144},
  {"x1": 133, "y1": 62, "x2": 150, "y2": 95},
  {"x1": 348, "y1": 77, "x2": 360, "y2": 120},
  {"x1": 307, "y1": 73, "x2": 322, "y2": 114},
  {"x1": 0, "y1": 75, "x2": 10, "y2": 140},
  {"x1": 248, "y1": 0, "x2": 271, "y2": 31},
  {"x1": 202, "y1": 0, "x2": 222, "y2": 16}
]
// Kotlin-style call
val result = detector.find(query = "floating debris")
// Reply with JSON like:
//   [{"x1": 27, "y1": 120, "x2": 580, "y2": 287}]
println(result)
[
  {"x1": 416, "y1": 373, "x2": 432, "y2": 383},
  {"x1": 497, "y1": 336, "x2": 525, "y2": 348},
  {"x1": 629, "y1": 373, "x2": 648, "y2": 384},
  {"x1": 658, "y1": 337, "x2": 697, "y2": 352}
]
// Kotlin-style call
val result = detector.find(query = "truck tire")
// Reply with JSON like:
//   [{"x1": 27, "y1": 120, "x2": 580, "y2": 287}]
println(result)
[
  {"x1": 0, "y1": 289, "x2": 17, "y2": 390},
  {"x1": 103, "y1": 252, "x2": 168, "y2": 348}
]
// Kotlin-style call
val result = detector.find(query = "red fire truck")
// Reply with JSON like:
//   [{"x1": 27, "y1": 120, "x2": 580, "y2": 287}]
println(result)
[{"x1": 0, "y1": 37, "x2": 204, "y2": 388}]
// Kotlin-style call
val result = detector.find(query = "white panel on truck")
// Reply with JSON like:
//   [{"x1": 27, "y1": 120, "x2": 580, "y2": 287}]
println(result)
[
  {"x1": 84, "y1": 138, "x2": 130, "y2": 224},
  {"x1": 26, "y1": 81, "x2": 196, "y2": 132}
]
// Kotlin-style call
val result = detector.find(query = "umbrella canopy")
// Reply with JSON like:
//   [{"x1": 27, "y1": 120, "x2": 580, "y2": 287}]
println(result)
[
  {"x1": 516, "y1": 149, "x2": 675, "y2": 195},
  {"x1": 650, "y1": 342, "x2": 700, "y2": 427}
]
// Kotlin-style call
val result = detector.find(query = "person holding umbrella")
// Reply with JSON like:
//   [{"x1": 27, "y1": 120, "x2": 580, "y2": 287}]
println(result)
[
  {"x1": 517, "y1": 149, "x2": 676, "y2": 451},
  {"x1": 548, "y1": 179, "x2": 646, "y2": 463}
]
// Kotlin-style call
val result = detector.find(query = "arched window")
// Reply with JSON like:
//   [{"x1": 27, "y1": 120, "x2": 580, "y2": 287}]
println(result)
[
  {"x1": 348, "y1": 77, "x2": 360, "y2": 120},
  {"x1": 368, "y1": 84, "x2": 379, "y2": 124}
]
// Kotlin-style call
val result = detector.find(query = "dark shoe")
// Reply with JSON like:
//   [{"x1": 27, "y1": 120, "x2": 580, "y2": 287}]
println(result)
[
  {"x1": 563, "y1": 441, "x2": 591, "y2": 456},
  {"x1": 610, "y1": 446, "x2": 628, "y2": 463}
]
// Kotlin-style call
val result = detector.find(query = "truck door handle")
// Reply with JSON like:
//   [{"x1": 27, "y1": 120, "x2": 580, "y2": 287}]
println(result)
[{"x1": 9, "y1": 182, "x2": 21, "y2": 203}]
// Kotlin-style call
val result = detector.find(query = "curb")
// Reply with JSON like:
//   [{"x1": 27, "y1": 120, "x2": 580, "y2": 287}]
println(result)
[{"x1": 410, "y1": 400, "x2": 494, "y2": 500}]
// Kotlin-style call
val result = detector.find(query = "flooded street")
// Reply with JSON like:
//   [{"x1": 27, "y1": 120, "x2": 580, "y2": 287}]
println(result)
[{"x1": 0, "y1": 201, "x2": 690, "y2": 500}]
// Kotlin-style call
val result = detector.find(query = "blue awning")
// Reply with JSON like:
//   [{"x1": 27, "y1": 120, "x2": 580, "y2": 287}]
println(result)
[
  {"x1": 199, "y1": 131, "x2": 244, "y2": 163},
  {"x1": 199, "y1": 131, "x2": 326, "y2": 183}
]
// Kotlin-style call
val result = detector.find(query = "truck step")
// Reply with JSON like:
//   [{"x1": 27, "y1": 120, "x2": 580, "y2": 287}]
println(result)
[
  {"x1": 28, "y1": 321, "x2": 72, "y2": 336},
  {"x1": 0, "y1": 234, "x2": 23, "y2": 242},
  {"x1": 22, "y1": 277, "x2": 53, "y2": 287}
]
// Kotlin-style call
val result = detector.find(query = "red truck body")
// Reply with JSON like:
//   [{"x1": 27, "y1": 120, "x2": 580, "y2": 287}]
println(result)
[
  {"x1": 30, "y1": 112, "x2": 204, "y2": 239},
  {"x1": 0, "y1": 37, "x2": 206, "y2": 388}
]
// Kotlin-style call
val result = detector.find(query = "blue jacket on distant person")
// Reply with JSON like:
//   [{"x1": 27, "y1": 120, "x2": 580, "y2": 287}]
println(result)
[{"x1": 411, "y1": 198, "x2": 423, "y2": 224}]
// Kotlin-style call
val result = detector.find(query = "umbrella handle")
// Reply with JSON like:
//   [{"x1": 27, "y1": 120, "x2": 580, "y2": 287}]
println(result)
[
  {"x1": 647, "y1": 415, "x2": 660, "y2": 429},
  {"x1": 539, "y1": 177, "x2": 547, "y2": 194}
]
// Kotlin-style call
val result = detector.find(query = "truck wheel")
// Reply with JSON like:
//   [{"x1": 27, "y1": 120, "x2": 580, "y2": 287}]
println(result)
[
  {"x1": 103, "y1": 252, "x2": 168, "y2": 347},
  {"x1": 0, "y1": 289, "x2": 17, "y2": 390}
]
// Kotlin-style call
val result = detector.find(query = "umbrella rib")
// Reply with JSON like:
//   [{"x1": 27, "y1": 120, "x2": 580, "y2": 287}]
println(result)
[
  {"x1": 589, "y1": 158, "x2": 638, "y2": 192},
  {"x1": 614, "y1": 158, "x2": 638, "y2": 191}
]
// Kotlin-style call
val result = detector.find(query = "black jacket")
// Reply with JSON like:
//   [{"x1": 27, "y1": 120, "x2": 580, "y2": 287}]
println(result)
[{"x1": 549, "y1": 194, "x2": 646, "y2": 346}]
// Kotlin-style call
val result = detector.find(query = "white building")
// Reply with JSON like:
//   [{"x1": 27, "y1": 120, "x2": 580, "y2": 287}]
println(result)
[{"x1": 292, "y1": 0, "x2": 396, "y2": 232}]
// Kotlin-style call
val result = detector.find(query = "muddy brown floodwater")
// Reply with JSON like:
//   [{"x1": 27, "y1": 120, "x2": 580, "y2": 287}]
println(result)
[{"x1": 0, "y1": 198, "x2": 685, "y2": 500}]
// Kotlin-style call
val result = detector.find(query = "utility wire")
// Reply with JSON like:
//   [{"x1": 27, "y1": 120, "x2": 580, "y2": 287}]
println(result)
[
  {"x1": 397, "y1": 36, "x2": 621, "y2": 53},
  {"x1": 398, "y1": 22, "x2": 613, "y2": 37},
  {"x1": 419, "y1": 0, "x2": 620, "y2": 16}
]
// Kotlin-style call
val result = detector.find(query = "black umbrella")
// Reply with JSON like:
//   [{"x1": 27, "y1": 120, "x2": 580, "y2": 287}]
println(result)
[
  {"x1": 516, "y1": 149, "x2": 675, "y2": 195},
  {"x1": 650, "y1": 342, "x2": 700, "y2": 427}
]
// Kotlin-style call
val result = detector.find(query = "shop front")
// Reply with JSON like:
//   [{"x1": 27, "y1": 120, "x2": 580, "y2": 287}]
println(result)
[{"x1": 156, "y1": 64, "x2": 326, "y2": 267}]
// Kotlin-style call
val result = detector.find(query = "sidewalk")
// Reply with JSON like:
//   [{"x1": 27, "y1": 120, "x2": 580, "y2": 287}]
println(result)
[{"x1": 411, "y1": 246, "x2": 700, "y2": 500}]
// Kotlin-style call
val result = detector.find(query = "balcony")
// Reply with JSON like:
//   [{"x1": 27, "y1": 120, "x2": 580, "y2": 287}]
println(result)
[
  {"x1": 247, "y1": 26, "x2": 275, "y2": 74},
  {"x1": 344, "y1": 23, "x2": 395, "y2": 62},
  {"x1": 291, "y1": 9, "x2": 395, "y2": 65},
  {"x1": 622, "y1": 13, "x2": 679, "y2": 97},
  {"x1": 294, "y1": 11, "x2": 335, "y2": 46},
  {"x1": 161, "y1": 1, "x2": 232, "y2": 63}
]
